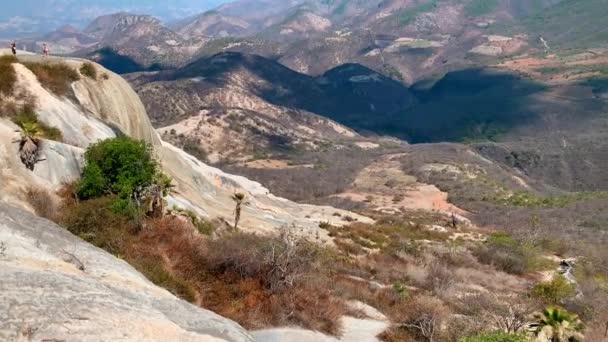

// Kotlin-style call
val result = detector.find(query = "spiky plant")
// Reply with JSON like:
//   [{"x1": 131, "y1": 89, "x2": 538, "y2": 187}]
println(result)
[
  {"x1": 231, "y1": 192, "x2": 249, "y2": 230},
  {"x1": 532, "y1": 307, "x2": 584, "y2": 342},
  {"x1": 18, "y1": 121, "x2": 43, "y2": 170}
]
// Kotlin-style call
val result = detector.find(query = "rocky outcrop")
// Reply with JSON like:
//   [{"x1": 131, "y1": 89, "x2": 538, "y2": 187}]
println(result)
[
  {"x1": 0, "y1": 50, "x2": 371, "y2": 238},
  {"x1": 0, "y1": 202, "x2": 253, "y2": 342}
]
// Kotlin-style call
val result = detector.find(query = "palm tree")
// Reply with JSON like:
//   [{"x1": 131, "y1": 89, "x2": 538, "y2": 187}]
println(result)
[
  {"x1": 17, "y1": 121, "x2": 43, "y2": 170},
  {"x1": 231, "y1": 192, "x2": 249, "y2": 230},
  {"x1": 531, "y1": 307, "x2": 584, "y2": 342}
]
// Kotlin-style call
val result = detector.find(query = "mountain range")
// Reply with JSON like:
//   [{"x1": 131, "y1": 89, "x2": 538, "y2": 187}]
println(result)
[{"x1": 0, "y1": 0, "x2": 228, "y2": 38}]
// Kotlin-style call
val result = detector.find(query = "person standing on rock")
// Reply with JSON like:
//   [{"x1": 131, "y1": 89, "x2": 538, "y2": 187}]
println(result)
[
  {"x1": 42, "y1": 43, "x2": 49, "y2": 57},
  {"x1": 10, "y1": 41, "x2": 16, "y2": 56}
]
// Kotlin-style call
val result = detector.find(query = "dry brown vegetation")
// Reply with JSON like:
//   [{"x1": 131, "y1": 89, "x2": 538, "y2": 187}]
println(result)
[
  {"x1": 0, "y1": 55, "x2": 18, "y2": 96},
  {"x1": 79, "y1": 62, "x2": 97, "y2": 80},
  {"x1": 51, "y1": 189, "x2": 347, "y2": 335},
  {"x1": 36, "y1": 159, "x2": 606, "y2": 342},
  {"x1": 23, "y1": 61, "x2": 80, "y2": 97},
  {"x1": 25, "y1": 187, "x2": 56, "y2": 220}
]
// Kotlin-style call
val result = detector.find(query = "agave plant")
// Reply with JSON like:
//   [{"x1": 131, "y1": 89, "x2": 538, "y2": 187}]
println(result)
[
  {"x1": 231, "y1": 192, "x2": 249, "y2": 230},
  {"x1": 18, "y1": 121, "x2": 43, "y2": 170},
  {"x1": 531, "y1": 307, "x2": 584, "y2": 342}
]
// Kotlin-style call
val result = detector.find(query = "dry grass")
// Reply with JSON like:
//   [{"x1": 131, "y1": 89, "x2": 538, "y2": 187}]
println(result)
[
  {"x1": 79, "y1": 62, "x2": 97, "y2": 80},
  {"x1": 0, "y1": 55, "x2": 17, "y2": 96},
  {"x1": 23, "y1": 61, "x2": 80, "y2": 97},
  {"x1": 379, "y1": 295, "x2": 451, "y2": 342},
  {"x1": 327, "y1": 215, "x2": 450, "y2": 254},
  {"x1": 187, "y1": 232, "x2": 346, "y2": 334},
  {"x1": 25, "y1": 186, "x2": 56, "y2": 220}
]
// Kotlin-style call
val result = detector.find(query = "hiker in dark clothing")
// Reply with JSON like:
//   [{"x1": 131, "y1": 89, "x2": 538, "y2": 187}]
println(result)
[{"x1": 10, "y1": 41, "x2": 16, "y2": 55}]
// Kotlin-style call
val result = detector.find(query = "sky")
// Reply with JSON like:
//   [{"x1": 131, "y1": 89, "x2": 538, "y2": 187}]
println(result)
[{"x1": 0, "y1": 0, "x2": 232, "y2": 37}]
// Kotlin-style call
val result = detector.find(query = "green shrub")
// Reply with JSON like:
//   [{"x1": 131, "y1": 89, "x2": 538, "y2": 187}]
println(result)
[
  {"x1": 465, "y1": 0, "x2": 500, "y2": 16},
  {"x1": 0, "y1": 55, "x2": 17, "y2": 96},
  {"x1": 474, "y1": 232, "x2": 548, "y2": 274},
  {"x1": 79, "y1": 62, "x2": 98, "y2": 80},
  {"x1": 395, "y1": 1, "x2": 437, "y2": 25},
  {"x1": 23, "y1": 61, "x2": 80, "y2": 96},
  {"x1": 459, "y1": 331, "x2": 529, "y2": 342},
  {"x1": 77, "y1": 137, "x2": 158, "y2": 200},
  {"x1": 502, "y1": 191, "x2": 608, "y2": 208},
  {"x1": 181, "y1": 209, "x2": 215, "y2": 236},
  {"x1": 532, "y1": 275, "x2": 576, "y2": 304}
]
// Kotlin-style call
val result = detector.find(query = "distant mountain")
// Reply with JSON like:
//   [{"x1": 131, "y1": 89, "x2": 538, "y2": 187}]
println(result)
[
  {"x1": 126, "y1": 51, "x2": 414, "y2": 162},
  {"x1": 78, "y1": 13, "x2": 203, "y2": 70},
  {"x1": 180, "y1": 0, "x2": 568, "y2": 81},
  {"x1": 0, "y1": 0, "x2": 228, "y2": 38},
  {"x1": 173, "y1": 11, "x2": 253, "y2": 39},
  {"x1": 20, "y1": 25, "x2": 97, "y2": 55}
]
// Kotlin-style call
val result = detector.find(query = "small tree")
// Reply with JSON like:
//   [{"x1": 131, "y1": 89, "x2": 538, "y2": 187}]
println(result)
[
  {"x1": 531, "y1": 307, "x2": 584, "y2": 342},
  {"x1": 231, "y1": 192, "x2": 249, "y2": 230},
  {"x1": 481, "y1": 295, "x2": 537, "y2": 334},
  {"x1": 399, "y1": 295, "x2": 448, "y2": 342}
]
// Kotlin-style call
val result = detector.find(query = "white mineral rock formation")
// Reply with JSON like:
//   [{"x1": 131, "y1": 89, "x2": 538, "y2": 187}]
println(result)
[{"x1": 0, "y1": 202, "x2": 254, "y2": 342}]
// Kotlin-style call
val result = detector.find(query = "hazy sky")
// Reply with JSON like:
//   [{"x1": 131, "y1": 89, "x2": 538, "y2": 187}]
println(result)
[{"x1": 0, "y1": 0, "x2": 232, "y2": 37}]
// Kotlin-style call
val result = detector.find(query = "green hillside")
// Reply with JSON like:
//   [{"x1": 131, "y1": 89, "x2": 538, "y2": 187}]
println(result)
[{"x1": 522, "y1": 0, "x2": 608, "y2": 49}]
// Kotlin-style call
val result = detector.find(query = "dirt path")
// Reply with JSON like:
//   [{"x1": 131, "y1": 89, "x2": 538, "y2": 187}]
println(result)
[{"x1": 332, "y1": 154, "x2": 467, "y2": 216}]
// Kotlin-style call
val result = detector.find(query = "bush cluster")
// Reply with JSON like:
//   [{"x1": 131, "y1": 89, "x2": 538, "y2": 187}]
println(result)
[
  {"x1": 79, "y1": 62, "x2": 98, "y2": 80},
  {"x1": 77, "y1": 137, "x2": 159, "y2": 202},
  {"x1": 474, "y1": 232, "x2": 546, "y2": 274},
  {"x1": 532, "y1": 275, "x2": 576, "y2": 304}
]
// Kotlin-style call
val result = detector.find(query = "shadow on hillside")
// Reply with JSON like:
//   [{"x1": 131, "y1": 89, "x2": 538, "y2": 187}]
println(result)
[
  {"x1": 290, "y1": 68, "x2": 549, "y2": 143},
  {"x1": 583, "y1": 76, "x2": 608, "y2": 97},
  {"x1": 93, "y1": 48, "x2": 164, "y2": 74},
  {"x1": 400, "y1": 68, "x2": 549, "y2": 143},
  {"x1": 157, "y1": 53, "x2": 559, "y2": 144}
]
